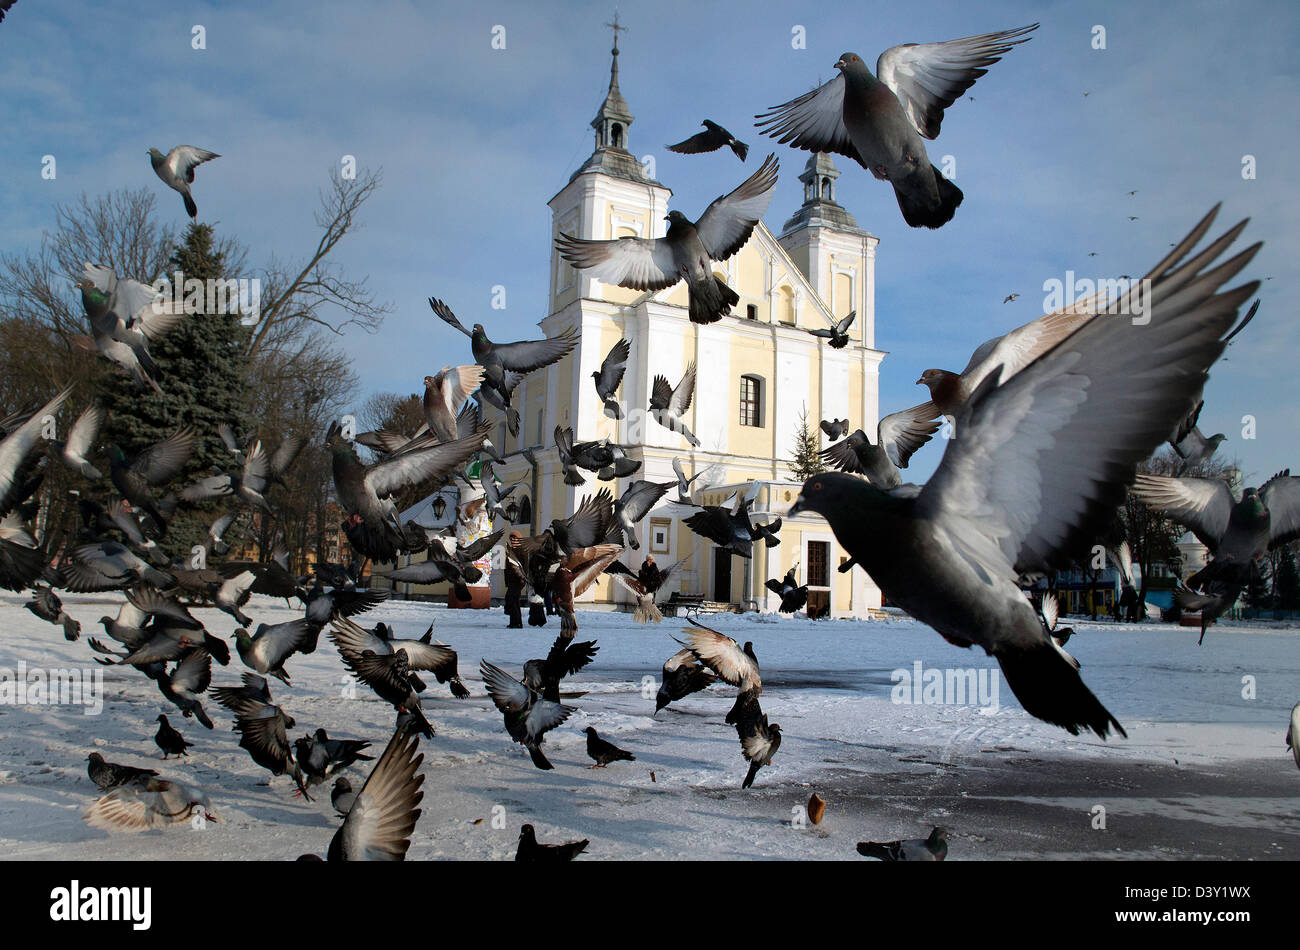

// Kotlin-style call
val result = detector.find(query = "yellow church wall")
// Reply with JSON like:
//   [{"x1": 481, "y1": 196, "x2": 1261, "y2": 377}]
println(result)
[{"x1": 728, "y1": 336, "x2": 777, "y2": 457}]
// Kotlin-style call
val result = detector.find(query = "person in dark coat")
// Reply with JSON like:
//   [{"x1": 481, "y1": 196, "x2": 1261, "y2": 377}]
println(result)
[{"x1": 504, "y1": 533, "x2": 525, "y2": 629}]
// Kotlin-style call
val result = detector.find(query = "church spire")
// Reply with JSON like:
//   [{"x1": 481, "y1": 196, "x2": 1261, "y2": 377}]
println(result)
[
  {"x1": 592, "y1": 13, "x2": 633, "y2": 151},
  {"x1": 569, "y1": 14, "x2": 659, "y2": 185}
]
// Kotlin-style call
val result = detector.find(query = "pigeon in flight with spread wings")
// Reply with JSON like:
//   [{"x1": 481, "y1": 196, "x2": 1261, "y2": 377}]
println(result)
[
  {"x1": 788, "y1": 206, "x2": 1261, "y2": 738},
  {"x1": 808, "y1": 310, "x2": 856, "y2": 348},
  {"x1": 148, "y1": 146, "x2": 220, "y2": 219},
  {"x1": 650, "y1": 362, "x2": 701, "y2": 447},
  {"x1": 756, "y1": 25, "x2": 1036, "y2": 228},
  {"x1": 667, "y1": 119, "x2": 749, "y2": 161},
  {"x1": 819, "y1": 402, "x2": 942, "y2": 488},
  {"x1": 556, "y1": 155, "x2": 779, "y2": 324}
]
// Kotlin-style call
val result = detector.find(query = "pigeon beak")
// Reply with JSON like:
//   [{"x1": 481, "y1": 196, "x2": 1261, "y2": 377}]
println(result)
[
  {"x1": 834, "y1": 58, "x2": 846, "y2": 69},
  {"x1": 915, "y1": 376, "x2": 926, "y2": 385},
  {"x1": 786, "y1": 495, "x2": 807, "y2": 518}
]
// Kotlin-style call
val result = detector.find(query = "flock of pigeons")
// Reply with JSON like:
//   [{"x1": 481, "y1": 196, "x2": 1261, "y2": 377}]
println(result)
[{"x1": 0, "y1": 15, "x2": 1292, "y2": 861}]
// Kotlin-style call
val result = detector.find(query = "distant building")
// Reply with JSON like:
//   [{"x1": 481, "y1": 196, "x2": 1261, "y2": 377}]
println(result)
[{"x1": 382, "y1": 35, "x2": 893, "y2": 618}]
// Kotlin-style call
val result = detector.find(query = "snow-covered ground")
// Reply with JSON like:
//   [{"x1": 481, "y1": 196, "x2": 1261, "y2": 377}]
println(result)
[{"x1": 1, "y1": 591, "x2": 1298, "y2": 860}]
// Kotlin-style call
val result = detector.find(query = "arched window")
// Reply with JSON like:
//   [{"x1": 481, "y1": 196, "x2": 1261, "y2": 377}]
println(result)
[
  {"x1": 778, "y1": 286, "x2": 796, "y2": 325},
  {"x1": 821, "y1": 176, "x2": 833, "y2": 201},
  {"x1": 610, "y1": 123, "x2": 623, "y2": 148},
  {"x1": 739, "y1": 375, "x2": 763, "y2": 427}
]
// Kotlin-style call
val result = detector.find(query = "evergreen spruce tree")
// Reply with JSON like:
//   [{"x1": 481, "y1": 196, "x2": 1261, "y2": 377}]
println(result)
[
  {"x1": 789, "y1": 406, "x2": 826, "y2": 481},
  {"x1": 1245, "y1": 562, "x2": 1272, "y2": 609},
  {"x1": 1276, "y1": 548, "x2": 1300, "y2": 611},
  {"x1": 98, "y1": 223, "x2": 254, "y2": 554}
]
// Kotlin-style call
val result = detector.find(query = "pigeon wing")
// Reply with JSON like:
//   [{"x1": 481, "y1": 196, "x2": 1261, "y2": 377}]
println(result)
[
  {"x1": 670, "y1": 363, "x2": 698, "y2": 415},
  {"x1": 486, "y1": 326, "x2": 579, "y2": 374},
  {"x1": 130, "y1": 428, "x2": 196, "y2": 484},
  {"x1": 693, "y1": 154, "x2": 779, "y2": 261},
  {"x1": 337, "y1": 727, "x2": 424, "y2": 861},
  {"x1": 365, "y1": 427, "x2": 487, "y2": 498},
  {"x1": 755, "y1": 74, "x2": 865, "y2": 166},
  {"x1": 1260, "y1": 472, "x2": 1300, "y2": 548},
  {"x1": 1130, "y1": 475, "x2": 1235, "y2": 551},
  {"x1": 876, "y1": 24, "x2": 1038, "y2": 140},
  {"x1": 555, "y1": 233, "x2": 679, "y2": 291},
  {"x1": 878, "y1": 401, "x2": 942, "y2": 469}
]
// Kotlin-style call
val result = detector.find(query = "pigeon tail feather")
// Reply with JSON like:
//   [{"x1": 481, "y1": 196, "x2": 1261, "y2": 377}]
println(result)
[
  {"x1": 995, "y1": 643, "x2": 1126, "y2": 739},
  {"x1": 895, "y1": 165, "x2": 963, "y2": 230}
]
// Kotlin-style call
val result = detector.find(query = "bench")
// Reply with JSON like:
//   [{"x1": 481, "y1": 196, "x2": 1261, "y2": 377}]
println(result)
[{"x1": 664, "y1": 593, "x2": 738, "y2": 618}]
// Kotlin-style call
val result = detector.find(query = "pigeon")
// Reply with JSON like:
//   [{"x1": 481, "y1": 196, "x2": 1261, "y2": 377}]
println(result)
[
  {"x1": 156, "y1": 648, "x2": 215, "y2": 729},
  {"x1": 148, "y1": 145, "x2": 219, "y2": 219},
  {"x1": 294, "y1": 728, "x2": 374, "y2": 791},
  {"x1": 480, "y1": 659, "x2": 574, "y2": 770},
  {"x1": 683, "y1": 487, "x2": 766, "y2": 559},
  {"x1": 209, "y1": 671, "x2": 274, "y2": 708},
  {"x1": 675, "y1": 618, "x2": 763, "y2": 724},
  {"x1": 766, "y1": 565, "x2": 809, "y2": 613},
  {"x1": 612, "y1": 479, "x2": 673, "y2": 549},
  {"x1": 0, "y1": 2, "x2": 18, "y2": 25},
  {"x1": 1003, "y1": 293, "x2": 1020, "y2": 304},
  {"x1": 311, "y1": 725, "x2": 424, "y2": 861},
  {"x1": 550, "y1": 544, "x2": 624, "y2": 637},
  {"x1": 787, "y1": 206, "x2": 1260, "y2": 738},
  {"x1": 734, "y1": 693, "x2": 781, "y2": 788},
  {"x1": 423, "y1": 365, "x2": 485, "y2": 443},
  {"x1": 593, "y1": 338, "x2": 631, "y2": 419},
  {"x1": 756, "y1": 26, "x2": 1036, "y2": 228},
  {"x1": 655, "y1": 647, "x2": 718, "y2": 713},
  {"x1": 215, "y1": 688, "x2": 311, "y2": 798},
  {"x1": 24, "y1": 584, "x2": 81, "y2": 640},
  {"x1": 0, "y1": 383, "x2": 72, "y2": 517},
  {"x1": 808, "y1": 310, "x2": 856, "y2": 348},
  {"x1": 328, "y1": 420, "x2": 487, "y2": 561},
  {"x1": 557, "y1": 155, "x2": 779, "y2": 324},
  {"x1": 331, "y1": 776, "x2": 358, "y2": 817},
  {"x1": 1287, "y1": 702, "x2": 1300, "y2": 771},
  {"x1": 1167, "y1": 401, "x2": 1225, "y2": 471},
  {"x1": 1131, "y1": 470, "x2": 1300, "y2": 587},
  {"x1": 1173, "y1": 579, "x2": 1241, "y2": 646},
  {"x1": 329, "y1": 616, "x2": 470, "y2": 699},
  {"x1": 108, "y1": 427, "x2": 196, "y2": 533},
  {"x1": 857, "y1": 826, "x2": 948, "y2": 861},
  {"x1": 214, "y1": 568, "x2": 257, "y2": 627},
  {"x1": 86, "y1": 753, "x2": 158, "y2": 792},
  {"x1": 153, "y1": 714, "x2": 191, "y2": 758},
  {"x1": 667, "y1": 119, "x2": 749, "y2": 161},
  {"x1": 583, "y1": 727, "x2": 635, "y2": 768},
  {"x1": 523, "y1": 635, "x2": 600, "y2": 704},
  {"x1": 819, "y1": 418, "x2": 850, "y2": 441},
  {"x1": 233, "y1": 618, "x2": 318, "y2": 685},
  {"x1": 62, "y1": 541, "x2": 173, "y2": 592},
  {"x1": 610, "y1": 553, "x2": 691, "y2": 624},
  {"x1": 1038, "y1": 592, "x2": 1078, "y2": 668},
  {"x1": 74, "y1": 265, "x2": 183, "y2": 392},
  {"x1": 299, "y1": 582, "x2": 389, "y2": 631},
  {"x1": 52, "y1": 402, "x2": 106, "y2": 480},
  {"x1": 337, "y1": 648, "x2": 436, "y2": 739},
  {"x1": 0, "y1": 511, "x2": 43, "y2": 592},
  {"x1": 649, "y1": 362, "x2": 701, "y2": 446},
  {"x1": 818, "y1": 402, "x2": 942, "y2": 488},
  {"x1": 516, "y1": 823, "x2": 588, "y2": 862},
  {"x1": 85, "y1": 775, "x2": 218, "y2": 832}
]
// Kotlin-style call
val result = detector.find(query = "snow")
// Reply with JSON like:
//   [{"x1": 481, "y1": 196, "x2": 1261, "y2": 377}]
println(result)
[{"x1": 1, "y1": 592, "x2": 1298, "y2": 860}]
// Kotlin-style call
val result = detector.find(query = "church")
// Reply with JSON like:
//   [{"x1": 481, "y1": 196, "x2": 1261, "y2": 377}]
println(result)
[{"x1": 388, "y1": 35, "x2": 890, "y2": 619}]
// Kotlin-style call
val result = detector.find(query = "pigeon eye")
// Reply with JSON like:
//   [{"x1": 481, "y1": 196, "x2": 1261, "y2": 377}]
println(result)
[{"x1": 812, "y1": 481, "x2": 822, "y2": 491}]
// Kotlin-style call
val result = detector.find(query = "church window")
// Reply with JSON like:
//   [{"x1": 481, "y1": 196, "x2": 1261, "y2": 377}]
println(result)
[
  {"x1": 746, "y1": 304, "x2": 758, "y2": 320},
  {"x1": 739, "y1": 375, "x2": 763, "y2": 427}
]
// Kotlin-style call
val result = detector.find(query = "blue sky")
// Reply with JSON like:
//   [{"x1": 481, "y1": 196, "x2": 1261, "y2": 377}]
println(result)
[{"x1": 3, "y1": 0, "x2": 1297, "y2": 484}]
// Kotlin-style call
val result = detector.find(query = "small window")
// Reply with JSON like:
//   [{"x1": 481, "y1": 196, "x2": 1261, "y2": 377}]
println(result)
[
  {"x1": 610, "y1": 123, "x2": 623, "y2": 148},
  {"x1": 739, "y1": 375, "x2": 763, "y2": 427},
  {"x1": 807, "y1": 541, "x2": 829, "y2": 587},
  {"x1": 746, "y1": 304, "x2": 758, "y2": 320}
]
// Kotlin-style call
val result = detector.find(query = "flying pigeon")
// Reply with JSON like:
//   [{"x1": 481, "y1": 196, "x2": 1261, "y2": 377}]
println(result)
[
  {"x1": 593, "y1": 338, "x2": 631, "y2": 419},
  {"x1": 756, "y1": 25, "x2": 1037, "y2": 227},
  {"x1": 557, "y1": 155, "x2": 779, "y2": 324},
  {"x1": 857, "y1": 826, "x2": 948, "y2": 861},
  {"x1": 213, "y1": 687, "x2": 311, "y2": 798},
  {"x1": 329, "y1": 616, "x2": 470, "y2": 699},
  {"x1": 423, "y1": 365, "x2": 485, "y2": 443},
  {"x1": 74, "y1": 264, "x2": 183, "y2": 392},
  {"x1": 156, "y1": 647, "x2": 215, "y2": 729},
  {"x1": 819, "y1": 418, "x2": 850, "y2": 441},
  {"x1": 52, "y1": 402, "x2": 106, "y2": 480},
  {"x1": 480, "y1": 659, "x2": 574, "y2": 770},
  {"x1": 734, "y1": 693, "x2": 781, "y2": 788},
  {"x1": 551, "y1": 543, "x2": 624, "y2": 637},
  {"x1": 675, "y1": 618, "x2": 763, "y2": 724},
  {"x1": 153, "y1": 714, "x2": 192, "y2": 758},
  {"x1": 108, "y1": 427, "x2": 196, "y2": 533},
  {"x1": 233, "y1": 618, "x2": 319, "y2": 685},
  {"x1": 1038, "y1": 592, "x2": 1078, "y2": 668},
  {"x1": 655, "y1": 646, "x2": 718, "y2": 713},
  {"x1": 337, "y1": 648, "x2": 436, "y2": 739},
  {"x1": 766, "y1": 565, "x2": 809, "y2": 613},
  {"x1": 650, "y1": 362, "x2": 701, "y2": 446},
  {"x1": 0, "y1": 383, "x2": 72, "y2": 517},
  {"x1": 808, "y1": 310, "x2": 856, "y2": 348},
  {"x1": 522, "y1": 635, "x2": 599, "y2": 704},
  {"x1": 148, "y1": 145, "x2": 219, "y2": 219},
  {"x1": 86, "y1": 753, "x2": 159, "y2": 792},
  {"x1": 515, "y1": 823, "x2": 588, "y2": 862},
  {"x1": 583, "y1": 727, "x2": 635, "y2": 768},
  {"x1": 818, "y1": 402, "x2": 942, "y2": 488},
  {"x1": 1167, "y1": 400, "x2": 1225, "y2": 471},
  {"x1": 24, "y1": 585, "x2": 81, "y2": 641},
  {"x1": 312, "y1": 725, "x2": 424, "y2": 861},
  {"x1": 610, "y1": 553, "x2": 691, "y2": 624},
  {"x1": 787, "y1": 206, "x2": 1261, "y2": 738},
  {"x1": 293, "y1": 728, "x2": 374, "y2": 792},
  {"x1": 667, "y1": 119, "x2": 749, "y2": 161},
  {"x1": 612, "y1": 479, "x2": 673, "y2": 549}
]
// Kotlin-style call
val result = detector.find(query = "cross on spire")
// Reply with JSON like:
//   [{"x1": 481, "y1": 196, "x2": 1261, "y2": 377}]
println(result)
[{"x1": 605, "y1": 12, "x2": 627, "y2": 54}]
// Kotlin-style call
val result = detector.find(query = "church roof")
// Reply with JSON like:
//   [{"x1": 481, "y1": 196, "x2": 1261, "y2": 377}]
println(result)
[
  {"x1": 780, "y1": 152, "x2": 872, "y2": 237},
  {"x1": 568, "y1": 28, "x2": 662, "y2": 187}
]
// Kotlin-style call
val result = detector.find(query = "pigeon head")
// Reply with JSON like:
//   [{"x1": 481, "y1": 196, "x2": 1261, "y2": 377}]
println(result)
[
  {"x1": 87, "y1": 752, "x2": 103, "y2": 764},
  {"x1": 583, "y1": 727, "x2": 597, "y2": 736},
  {"x1": 665, "y1": 210, "x2": 690, "y2": 226},
  {"x1": 147, "y1": 148, "x2": 164, "y2": 159},
  {"x1": 834, "y1": 53, "x2": 864, "y2": 70},
  {"x1": 424, "y1": 375, "x2": 438, "y2": 389},
  {"x1": 787, "y1": 471, "x2": 890, "y2": 521},
  {"x1": 156, "y1": 714, "x2": 167, "y2": 723},
  {"x1": 1207, "y1": 433, "x2": 1227, "y2": 448},
  {"x1": 519, "y1": 824, "x2": 537, "y2": 842}
]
